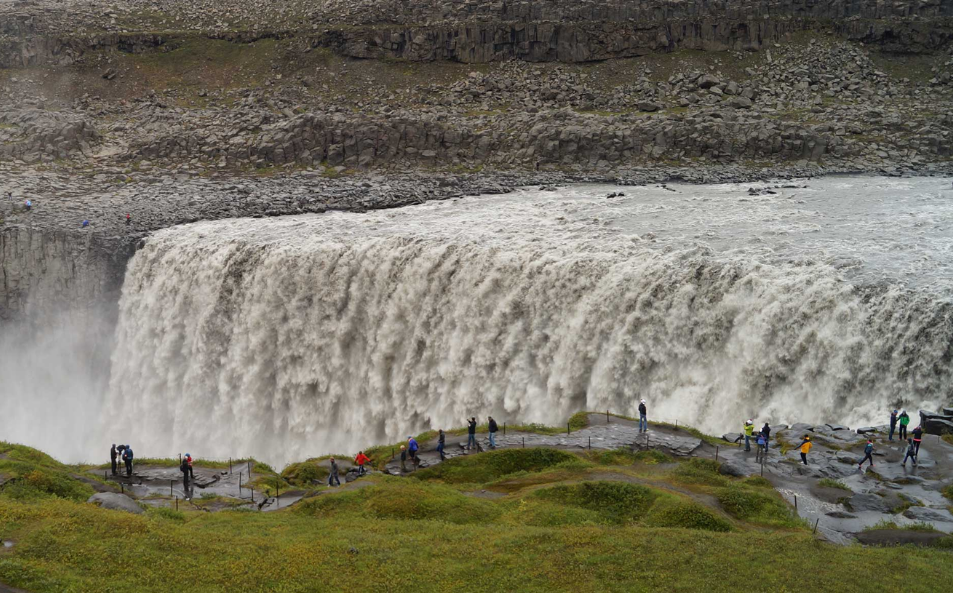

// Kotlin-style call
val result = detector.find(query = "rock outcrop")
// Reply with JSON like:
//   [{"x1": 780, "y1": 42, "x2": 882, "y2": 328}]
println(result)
[{"x1": 87, "y1": 492, "x2": 144, "y2": 514}]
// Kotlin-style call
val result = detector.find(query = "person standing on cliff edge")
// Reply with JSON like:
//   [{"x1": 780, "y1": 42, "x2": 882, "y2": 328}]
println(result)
[
  {"x1": 466, "y1": 417, "x2": 477, "y2": 450},
  {"x1": 488, "y1": 417, "x2": 498, "y2": 449},
  {"x1": 889, "y1": 409, "x2": 898, "y2": 441},
  {"x1": 795, "y1": 436, "x2": 812, "y2": 465},
  {"x1": 898, "y1": 410, "x2": 910, "y2": 440},
  {"x1": 638, "y1": 399, "x2": 648, "y2": 433},
  {"x1": 122, "y1": 444, "x2": 134, "y2": 476},
  {"x1": 110, "y1": 444, "x2": 118, "y2": 476}
]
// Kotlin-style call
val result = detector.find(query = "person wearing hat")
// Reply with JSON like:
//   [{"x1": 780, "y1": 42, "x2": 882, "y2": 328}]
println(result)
[
  {"x1": 743, "y1": 420, "x2": 755, "y2": 452},
  {"x1": 898, "y1": 410, "x2": 910, "y2": 440},
  {"x1": 795, "y1": 435, "x2": 812, "y2": 465},
  {"x1": 638, "y1": 399, "x2": 647, "y2": 433},
  {"x1": 888, "y1": 409, "x2": 898, "y2": 441}
]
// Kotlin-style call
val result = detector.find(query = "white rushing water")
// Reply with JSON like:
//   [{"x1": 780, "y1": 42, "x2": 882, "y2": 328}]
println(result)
[{"x1": 99, "y1": 176, "x2": 952, "y2": 466}]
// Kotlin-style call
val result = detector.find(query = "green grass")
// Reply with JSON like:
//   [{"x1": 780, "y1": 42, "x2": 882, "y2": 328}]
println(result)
[
  {"x1": 412, "y1": 448, "x2": 585, "y2": 485},
  {"x1": 818, "y1": 478, "x2": 851, "y2": 491},
  {"x1": 644, "y1": 499, "x2": 732, "y2": 532},
  {"x1": 943, "y1": 484, "x2": 953, "y2": 502},
  {"x1": 670, "y1": 458, "x2": 730, "y2": 488},
  {"x1": 716, "y1": 484, "x2": 804, "y2": 529},
  {"x1": 583, "y1": 448, "x2": 672, "y2": 466},
  {"x1": 533, "y1": 481, "x2": 660, "y2": 523},
  {"x1": 943, "y1": 434, "x2": 953, "y2": 447},
  {"x1": 866, "y1": 520, "x2": 941, "y2": 533},
  {"x1": 0, "y1": 442, "x2": 95, "y2": 503},
  {"x1": 3, "y1": 495, "x2": 953, "y2": 592}
]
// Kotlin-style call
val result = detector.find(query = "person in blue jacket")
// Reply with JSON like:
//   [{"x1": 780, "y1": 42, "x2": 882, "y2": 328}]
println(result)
[
  {"x1": 122, "y1": 445, "x2": 134, "y2": 476},
  {"x1": 858, "y1": 439, "x2": 875, "y2": 470},
  {"x1": 407, "y1": 436, "x2": 419, "y2": 468}
]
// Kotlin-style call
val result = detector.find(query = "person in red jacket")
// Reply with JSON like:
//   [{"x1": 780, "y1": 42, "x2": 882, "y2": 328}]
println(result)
[{"x1": 355, "y1": 451, "x2": 370, "y2": 476}]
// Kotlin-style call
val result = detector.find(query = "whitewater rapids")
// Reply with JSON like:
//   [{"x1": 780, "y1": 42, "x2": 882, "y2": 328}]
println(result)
[{"x1": 103, "y1": 177, "x2": 953, "y2": 466}]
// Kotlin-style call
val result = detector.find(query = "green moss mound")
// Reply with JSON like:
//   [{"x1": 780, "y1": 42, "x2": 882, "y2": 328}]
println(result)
[
  {"x1": 717, "y1": 484, "x2": 802, "y2": 528},
  {"x1": 644, "y1": 499, "x2": 733, "y2": 532},
  {"x1": 0, "y1": 442, "x2": 94, "y2": 502},
  {"x1": 281, "y1": 460, "x2": 329, "y2": 487},
  {"x1": 587, "y1": 448, "x2": 672, "y2": 466},
  {"x1": 533, "y1": 481, "x2": 660, "y2": 523},
  {"x1": 671, "y1": 458, "x2": 729, "y2": 487},
  {"x1": 412, "y1": 448, "x2": 584, "y2": 485},
  {"x1": 296, "y1": 479, "x2": 500, "y2": 524}
]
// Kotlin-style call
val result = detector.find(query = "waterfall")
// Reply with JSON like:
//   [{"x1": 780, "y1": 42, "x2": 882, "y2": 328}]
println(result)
[{"x1": 103, "y1": 196, "x2": 953, "y2": 466}]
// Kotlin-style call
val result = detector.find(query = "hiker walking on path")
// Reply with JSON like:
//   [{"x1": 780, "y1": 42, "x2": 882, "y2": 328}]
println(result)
[
  {"x1": 180, "y1": 455, "x2": 191, "y2": 494},
  {"x1": 328, "y1": 457, "x2": 341, "y2": 486},
  {"x1": 354, "y1": 451, "x2": 370, "y2": 476},
  {"x1": 795, "y1": 436, "x2": 812, "y2": 465},
  {"x1": 407, "y1": 437, "x2": 420, "y2": 467},
  {"x1": 399, "y1": 445, "x2": 407, "y2": 472},
  {"x1": 467, "y1": 418, "x2": 477, "y2": 450},
  {"x1": 902, "y1": 438, "x2": 918, "y2": 466},
  {"x1": 912, "y1": 426, "x2": 923, "y2": 455},
  {"x1": 858, "y1": 439, "x2": 875, "y2": 471},
  {"x1": 437, "y1": 430, "x2": 446, "y2": 461},
  {"x1": 761, "y1": 423, "x2": 771, "y2": 451},
  {"x1": 185, "y1": 453, "x2": 194, "y2": 479},
  {"x1": 121, "y1": 445, "x2": 134, "y2": 476},
  {"x1": 638, "y1": 399, "x2": 648, "y2": 433},
  {"x1": 488, "y1": 417, "x2": 498, "y2": 449},
  {"x1": 743, "y1": 420, "x2": 754, "y2": 452},
  {"x1": 755, "y1": 433, "x2": 767, "y2": 463},
  {"x1": 110, "y1": 444, "x2": 118, "y2": 476},
  {"x1": 898, "y1": 410, "x2": 910, "y2": 440},
  {"x1": 889, "y1": 410, "x2": 898, "y2": 441}
]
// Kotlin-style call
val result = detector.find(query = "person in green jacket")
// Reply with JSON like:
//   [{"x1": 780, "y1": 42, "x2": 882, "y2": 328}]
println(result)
[
  {"x1": 898, "y1": 410, "x2": 910, "y2": 440},
  {"x1": 743, "y1": 420, "x2": 754, "y2": 452}
]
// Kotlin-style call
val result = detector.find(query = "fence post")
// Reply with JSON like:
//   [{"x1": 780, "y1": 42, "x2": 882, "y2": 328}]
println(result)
[
  {"x1": 239, "y1": 472, "x2": 243, "y2": 494},
  {"x1": 607, "y1": 409, "x2": 609, "y2": 423},
  {"x1": 588, "y1": 436, "x2": 591, "y2": 450},
  {"x1": 120, "y1": 483, "x2": 124, "y2": 495},
  {"x1": 813, "y1": 518, "x2": 819, "y2": 534},
  {"x1": 504, "y1": 423, "x2": 506, "y2": 435},
  {"x1": 522, "y1": 437, "x2": 525, "y2": 449},
  {"x1": 276, "y1": 478, "x2": 280, "y2": 509},
  {"x1": 794, "y1": 495, "x2": 798, "y2": 510},
  {"x1": 715, "y1": 446, "x2": 719, "y2": 462},
  {"x1": 175, "y1": 496, "x2": 178, "y2": 511},
  {"x1": 170, "y1": 480, "x2": 173, "y2": 496},
  {"x1": 567, "y1": 422, "x2": 570, "y2": 435},
  {"x1": 230, "y1": 458, "x2": 232, "y2": 473}
]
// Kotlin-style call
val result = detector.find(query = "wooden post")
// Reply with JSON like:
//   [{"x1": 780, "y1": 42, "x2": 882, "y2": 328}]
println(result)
[
  {"x1": 813, "y1": 518, "x2": 819, "y2": 534},
  {"x1": 276, "y1": 478, "x2": 280, "y2": 509},
  {"x1": 567, "y1": 422, "x2": 570, "y2": 435},
  {"x1": 794, "y1": 495, "x2": 798, "y2": 510},
  {"x1": 715, "y1": 446, "x2": 719, "y2": 461},
  {"x1": 120, "y1": 483, "x2": 124, "y2": 495},
  {"x1": 504, "y1": 423, "x2": 506, "y2": 435},
  {"x1": 588, "y1": 436, "x2": 591, "y2": 450},
  {"x1": 175, "y1": 496, "x2": 178, "y2": 511},
  {"x1": 229, "y1": 458, "x2": 232, "y2": 473},
  {"x1": 170, "y1": 480, "x2": 173, "y2": 496},
  {"x1": 607, "y1": 410, "x2": 609, "y2": 423},
  {"x1": 522, "y1": 437, "x2": 525, "y2": 449},
  {"x1": 239, "y1": 472, "x2": 243, "y2": 494}
]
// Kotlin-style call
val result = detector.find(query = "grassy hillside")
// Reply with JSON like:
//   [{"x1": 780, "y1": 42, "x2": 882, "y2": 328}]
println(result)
[{"x1": 1, "y1": 439, "x2": 952, "y2": 591}]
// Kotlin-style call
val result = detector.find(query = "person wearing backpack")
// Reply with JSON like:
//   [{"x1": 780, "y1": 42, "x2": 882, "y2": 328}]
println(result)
[
  {"x1": 180, "y1": 455, "x2": 191, "y2": 492},
  {"x1": 912, "y1": 425, "x2": 923, "y2": 455},
  {"x1": 407, "y1": 437, "x2": 420, "y2": 467},
  {"x1": 761, "y1": 423, "x2": 771, "y2": 451},
  {"x1": 488, "y1": 417, "x2": 498, "y2": 449},
  {"x1": 755, "y1": 433, "x2": 767, "y2": 463},
  {"x1": 898, "y1": 410, "x2": 910, "y2": 440},
  {"x1": 901, "y1": 438, "x2": 917, "y2": 466},
  {"x1": 638, "y1": 399, "x2": 648, "y2": 433},
  {"x1": 466, "y1": 418, "x2": 477, "y2": 450},
  {"x1": 122, "y1": 445, "x2": 134, "y2": 476},
  {"x1": 185, "y1": 453, "x2": 194, "y2": 479},
  {"x1": 888, "y1": 410, "x2": 898, "y2": 441},
  {"x1": 858, "y1": 439, "x2": 875, "y2": 471}
]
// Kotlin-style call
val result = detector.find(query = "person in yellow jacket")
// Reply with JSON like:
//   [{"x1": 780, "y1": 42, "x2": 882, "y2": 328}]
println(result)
[
  {"x1": 743, "y1": 420, "x2": 755, "y2": 452},
  {"x1": 795, "y1": 435, "x2": 812, "y2": 465}
]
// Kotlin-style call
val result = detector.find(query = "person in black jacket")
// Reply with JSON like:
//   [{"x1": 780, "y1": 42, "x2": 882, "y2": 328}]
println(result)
[
  {"x1": 638, "y1": 399, "x2": 647, "y2": 433},
  {"x1": 466, "y1": 418, "x2": 477, "y2": 450},
  {"x1": 912, "y1": 425, "x2": 924, "y2": 455},
  {"x1": 488, "y1": 416, "x2": 498, "y2": 449},
  {"x1": 180, "y1": 455, "x2": 191, "y2": 494},
  {"x1": 761, "y1": 423, "x2": 771, "y2": 451},
  {"x1": 437, "y1": 429, "x2": 446, "y2": 461},
  {"x1": 110, "y1": 444, "x2": 118, "y2": 475}
]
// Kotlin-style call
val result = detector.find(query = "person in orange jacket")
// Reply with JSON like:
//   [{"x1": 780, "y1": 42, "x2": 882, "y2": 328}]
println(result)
[
  {"x1": 795, "y1": 435, "x2": 812, "y2": 465},
  {"x1": 355, "y1": 451, "x2": 370, "y2": 476}
]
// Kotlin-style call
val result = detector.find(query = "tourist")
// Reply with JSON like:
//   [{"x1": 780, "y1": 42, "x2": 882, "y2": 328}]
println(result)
[
  {"x1": 898, "y1": 410, "x2": 910, "y2": 440},
  {"x1": 328, "y1": 457, "x2": 341, "y2": 486},
  {"x1": 858, "y1": 439, "x2": 875, "y2": 471},
  {"x1": 795, "y1": 436, "x2": 812, "y2": 465},
  {"x1": 466, "y1": 417, "x2": 477, "y2": 450},
  {"x1": 912, "y1": 425, "x2": 923, "y2": 455},
  {"x1": 180, "y1": 455, "x2": 191, "y2": 492},
  {"x1": 110, "y1": 444, "x2": 118, "y2": 476},
  {"x1": 125, "y1": 213, "x2": 131, "y2": 225},
  {"x1": 437, "y1": 430, "x2": 446, "y2": 461},
  {"x1": 761, "y1": 422, "x2": 771, "y2": 450},
  {"x1": 82, "y1": 219, "x2": 89, "y2": 228},
  {"x1": 185, "y1": 453, "x2": 194, "y2": 479},
  {"x1": 122, "y1": 444, "x2": 134, "y2": 476},
  {"x1": 407, "y1": 436, "x2": 419, "y2": 467},
  {"x1": 24, "y1": 199, "x2": 31, "y2": 212},
  {"x1": 755, "y1": 433, "x2": 767, "y2": 463},
  {"x1": 889, "y1": 409, "x2": 898, "y2": 441},
  {"x1": 638, "y1": 399, "x2": 648, "y2": 433},
  {"x1": 743, "y1": 419, "x2": 754, "y2": 452},
  {"x1": 354, "y1": 450, "x2": 370, "y2": 476},
  {"x1": 399, "y1": 445, "x2": 407, "y2": 472},
  {"x1": 488, "y1": 416, "x2": 498, "y2": 449},
  {"x1": 901, "y1": 438, "x2": 917, "y2": 466}
]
